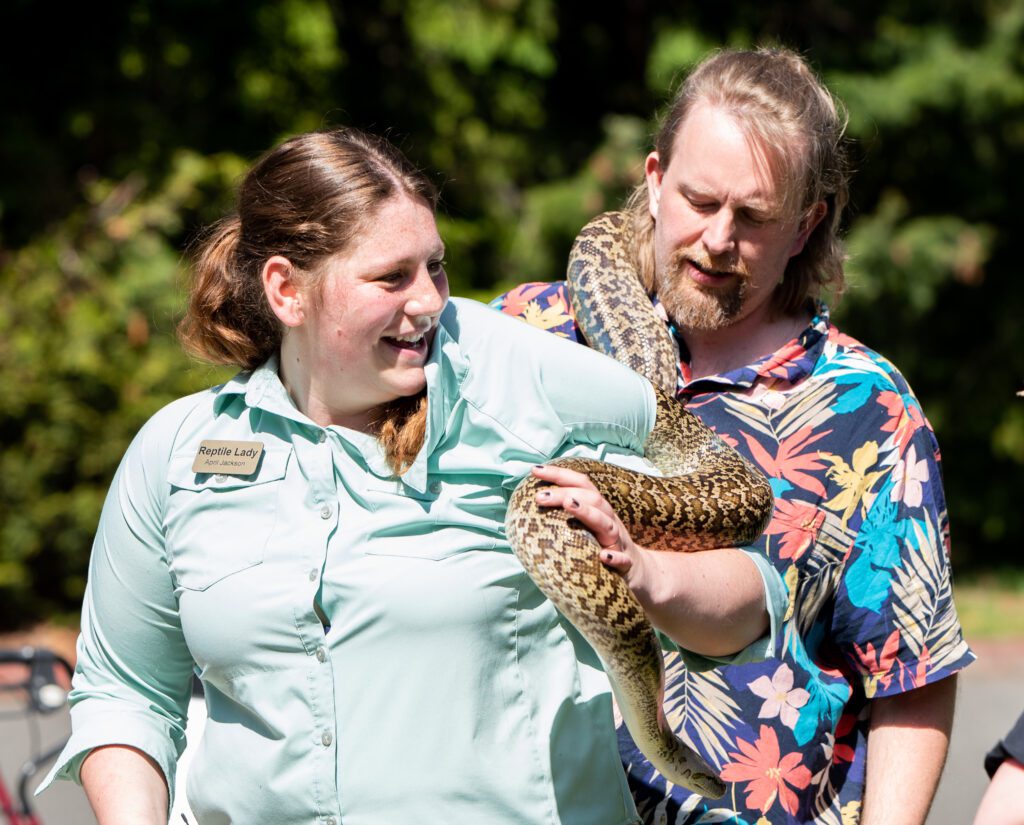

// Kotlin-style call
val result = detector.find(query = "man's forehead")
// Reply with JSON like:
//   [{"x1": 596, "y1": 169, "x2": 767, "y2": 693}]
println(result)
[
  {"x1": 679, "y1": 101, "x2": 806, "y2": 212},
  {"x1": 669, "y1": 106, "x2": 793, "y2": 214}
]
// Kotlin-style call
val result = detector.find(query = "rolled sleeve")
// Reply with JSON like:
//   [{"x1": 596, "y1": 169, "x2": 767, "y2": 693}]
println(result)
[{"x1": 38, "y1": 413, "x2": 195, "y2": 809}]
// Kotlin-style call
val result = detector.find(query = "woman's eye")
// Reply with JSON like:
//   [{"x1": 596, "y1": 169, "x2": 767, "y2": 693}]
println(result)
[{"x1": 428, "y1": 259, "x2": 447, "y2": 277}]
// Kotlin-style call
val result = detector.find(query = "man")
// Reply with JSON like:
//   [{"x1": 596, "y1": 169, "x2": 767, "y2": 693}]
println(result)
[{"x1": 494, "y1": 47, "x2": 974, "y2": 824}]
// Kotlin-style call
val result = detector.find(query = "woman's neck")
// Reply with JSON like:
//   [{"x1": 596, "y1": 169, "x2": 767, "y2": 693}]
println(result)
[{"x1": 277, "y1": 340, "x2": 378, "y2": 433}]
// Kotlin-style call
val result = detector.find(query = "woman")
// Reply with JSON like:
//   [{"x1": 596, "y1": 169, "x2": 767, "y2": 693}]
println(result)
[{"x1": 41, "y1": 128, "x2": 783, "y2": 824}]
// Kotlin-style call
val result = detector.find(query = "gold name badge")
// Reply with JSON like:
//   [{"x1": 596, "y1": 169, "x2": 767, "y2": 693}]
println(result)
[{"x1": 192, "y1": 440, "x2": 265, "y2": 475}]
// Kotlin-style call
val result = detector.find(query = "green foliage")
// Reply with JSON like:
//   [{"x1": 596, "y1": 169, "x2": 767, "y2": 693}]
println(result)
[
  {"x1": 0, "y1": 153, "x2": 239, "y2": 624},
  {"x1": 2, "y1": 0, "x2": 1024, "y2": 625},
  {"x1": 955, "y1": 571, "x2": 1024, "y2": 639}
]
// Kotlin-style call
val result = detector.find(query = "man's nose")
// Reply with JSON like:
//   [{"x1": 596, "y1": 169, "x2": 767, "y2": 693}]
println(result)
[{"x1": 702, "y1": 210, "x2": 737, "y2": 257}]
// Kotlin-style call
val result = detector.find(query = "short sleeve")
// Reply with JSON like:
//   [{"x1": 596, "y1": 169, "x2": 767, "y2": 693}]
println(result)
[
  {"x1": 830, "y1": 393, "x2": 973, "y2": 698},
  {"x1": 657, "y1": 549, "x2": 785, "y2": 670},
  {"x1": 490, "y1": 281, "x2": 583, "y2": 342},
  {"x1": 985, "y1": 710, "x2": 1024, "y2": 777}
]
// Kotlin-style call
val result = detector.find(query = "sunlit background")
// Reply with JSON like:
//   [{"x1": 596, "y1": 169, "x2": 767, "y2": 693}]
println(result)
[{"x1": 1, "y1": 2, "x2": 1022, "y2": 821}]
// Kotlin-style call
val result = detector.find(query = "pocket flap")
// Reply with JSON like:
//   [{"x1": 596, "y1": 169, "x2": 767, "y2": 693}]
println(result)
[{"x1": 169, "y1": 445, "x2": 292, "y2": 491}]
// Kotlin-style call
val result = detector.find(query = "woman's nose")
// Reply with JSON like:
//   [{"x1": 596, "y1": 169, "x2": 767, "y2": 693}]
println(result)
[{"x1": 406, "y1": 266, "x2": 449, "y2": 318}]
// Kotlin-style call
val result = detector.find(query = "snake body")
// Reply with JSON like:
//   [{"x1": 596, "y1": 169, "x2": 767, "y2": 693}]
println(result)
[
  {"x1": 566, "y1": 211, "x2": 679, "y2": 394},
  {"x1": 505, "y1": 211, "x2": 774, "y2": 799}
]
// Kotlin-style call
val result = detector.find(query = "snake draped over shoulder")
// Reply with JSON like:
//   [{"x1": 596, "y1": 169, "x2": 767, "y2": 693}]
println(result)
[{"x1": 505, "y1": 211, "x2": 775, "y2": 799}]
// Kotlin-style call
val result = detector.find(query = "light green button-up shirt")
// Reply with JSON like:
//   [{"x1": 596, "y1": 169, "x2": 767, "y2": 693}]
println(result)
[{"x1": 43, "y1": 298, "x2": 783, "y2": 825}]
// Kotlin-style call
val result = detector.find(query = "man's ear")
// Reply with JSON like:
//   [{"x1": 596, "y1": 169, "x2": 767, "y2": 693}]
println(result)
[
  {"x1": 262, "y1": 255, "x2": 305, "y2": 327},
  {"x1": 788, "y1": 201, "x2": 828, "y2": 259},
  {"x1": 644, "y1": 152, "x2": 664, "y2": 221}
]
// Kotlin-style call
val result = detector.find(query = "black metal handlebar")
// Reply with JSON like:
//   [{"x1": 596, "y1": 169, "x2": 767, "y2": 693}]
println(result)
[
  {"x1": 0, "y1": 645, "x2": 75, "y2": 822},
  {"x1": 0, "y1": 646, "x2": 74, "y2": 714}
]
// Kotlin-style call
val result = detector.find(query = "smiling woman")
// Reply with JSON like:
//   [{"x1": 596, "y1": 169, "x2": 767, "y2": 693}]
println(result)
[
  {"x1": 265, "y1": 193, "x2": 449, "y2": 435},
  {"x1": 36, "y1": 128, "x2": 783, "y2": 825},
  {"x1": 178, "y1": 129, "x2": 445, "y2": 475}
]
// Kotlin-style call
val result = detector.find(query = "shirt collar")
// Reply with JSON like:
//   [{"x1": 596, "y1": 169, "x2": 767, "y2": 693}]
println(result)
[
  {"x1": 213, "y1": 355, "x2": 312, "y2": 425},
  {"x1": 208, "y1": 303, "x2": 469, "y2": 494},
  {"x1": 396, "y1": 302, "x2": 468, "y2": 491},
  {"x1": 652, "y1": 296, "x2": 831, "y2": 395}
]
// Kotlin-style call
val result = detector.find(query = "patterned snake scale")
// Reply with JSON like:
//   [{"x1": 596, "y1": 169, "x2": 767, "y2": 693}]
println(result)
[{"x1": 505, "y1": 212, "x2": 774, "y2": 799}]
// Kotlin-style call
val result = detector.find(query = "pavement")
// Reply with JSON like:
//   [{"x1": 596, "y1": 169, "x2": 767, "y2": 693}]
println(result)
[
  {"x1": 1, "y1": 637, "x2": 1020, "y2": 824},
  {"x1": 928, "y1": 639, "x2": 1024, "y2": 825}
]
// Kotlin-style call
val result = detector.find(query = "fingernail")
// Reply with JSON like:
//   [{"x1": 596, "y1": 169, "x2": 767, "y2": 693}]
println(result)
[
  {"x1": 538, "y1": 490, "x2": 551, "y2": 498},
  {"x1": 604, "y1": 552, "x2": 614, "y2": 562},
  {"x1": 570, "y1": 498, "x2": 580, "y2": 508}
]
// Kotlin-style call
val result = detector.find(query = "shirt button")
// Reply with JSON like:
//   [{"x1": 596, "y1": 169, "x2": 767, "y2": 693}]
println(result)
[
  {"x1": 324, "y1": 819, "x2": 337, "y2": 825},
  {"x1": 315, "y1": 646, "x2": 327, "y2": 663},
  {"x1": 321, "y1": 730, "x2": 333, "y2": 747},
  {"x1": 318, "y1": 430, "x2": 327, "y2": 443},
  {"x1": 308, "y1": 568, "x2": 318, "y2": 582},
  {"x1": 214, "y1": 474, "x2": 227, "y2": 482},
  {"x1": 320, "y1": 504, "x2": 332, "y2": 519},
  {"x1": 428, "y1": 480, "x2": 442, "y2": 494}
]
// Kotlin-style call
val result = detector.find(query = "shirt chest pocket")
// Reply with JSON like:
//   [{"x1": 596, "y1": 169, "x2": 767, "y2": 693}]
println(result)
[
  {"x1": 164, "y1": 446, "x2": 293, "y2": 590},
  {"x1": 361, "y1": 478, "x2": 507, "y2": 560}
]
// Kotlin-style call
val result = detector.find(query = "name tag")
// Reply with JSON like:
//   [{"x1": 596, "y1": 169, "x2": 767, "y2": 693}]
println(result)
[{"x1": 192, "y1": 440, "x2": 265, "y2": 475}]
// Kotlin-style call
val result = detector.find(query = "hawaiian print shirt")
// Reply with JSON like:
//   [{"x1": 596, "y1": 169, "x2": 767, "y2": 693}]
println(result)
[{"x1": 492, "y1": 281, "x2": 975, "y2": 825}]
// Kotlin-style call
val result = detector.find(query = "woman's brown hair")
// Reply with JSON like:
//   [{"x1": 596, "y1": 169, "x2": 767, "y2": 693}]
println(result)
[{"x1": 179, "y1": 128, "x2": 439, "y2": 475}]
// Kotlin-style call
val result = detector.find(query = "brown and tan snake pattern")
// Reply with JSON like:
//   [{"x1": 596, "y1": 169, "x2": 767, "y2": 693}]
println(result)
[{"x1": 505, "y1": 211, "x2": 774, "y2": 798}]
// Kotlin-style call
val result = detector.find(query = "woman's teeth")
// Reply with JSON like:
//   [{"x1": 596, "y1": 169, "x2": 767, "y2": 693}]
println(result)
[{"x1": 385, "y1": 331, "x2": 426, "y2": 349}]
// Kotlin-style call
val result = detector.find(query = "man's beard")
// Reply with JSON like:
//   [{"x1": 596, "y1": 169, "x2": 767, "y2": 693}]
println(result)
[{"x1": 655, "y1": 247, "x2": 750, "y2": 332}]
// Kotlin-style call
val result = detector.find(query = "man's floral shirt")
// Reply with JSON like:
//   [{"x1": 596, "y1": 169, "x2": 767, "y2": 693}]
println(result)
[{"x1": 492, "y1": 282, "x2": 974, "y2": 825}]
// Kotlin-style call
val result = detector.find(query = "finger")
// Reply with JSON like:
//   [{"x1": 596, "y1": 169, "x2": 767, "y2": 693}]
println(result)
[
  {"x1": 600, "y1": 548, "x2": 633, "y2": 574},
  {"x1": 561, "y1": 495, "x2": 624, "y2": 550},
  {"x1": 531, "y1": 464, "x2": 598, "y2": 492},
  {"x1": 536, "y1": 491, "x2": 614, "y2": 528},
  {"x1": 534, "y1": 487, "x2": 615, "y2": 519}
]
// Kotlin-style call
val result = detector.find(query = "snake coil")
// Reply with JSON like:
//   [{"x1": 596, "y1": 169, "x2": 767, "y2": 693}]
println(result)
[{"x1": 505, "y1": 211, "x2": 774, "y2": 798}]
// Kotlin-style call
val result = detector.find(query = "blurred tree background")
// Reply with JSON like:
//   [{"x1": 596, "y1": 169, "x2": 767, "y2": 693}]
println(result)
[{"x1": 2, "y1": 0, "x2": 1022, "y2": 628}]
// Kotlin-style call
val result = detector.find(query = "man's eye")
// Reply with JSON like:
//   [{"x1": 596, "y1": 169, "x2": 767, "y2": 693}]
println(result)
[
  {"x1": 687, "y1": 198, "x2": 716, "y2": 212},
  {"x1": 428, "y1": 259, "x2": 447, "y2": 277},
  {"x1": 378, "y1": 270, "x2": 405, "y2": 283}
]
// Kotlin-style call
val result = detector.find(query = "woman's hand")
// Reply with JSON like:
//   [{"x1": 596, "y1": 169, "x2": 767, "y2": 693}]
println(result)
[
  {"x1": 529, "y1": 463, "x2": 771, "y2": 657},
  {"x1": 530, "y1": 463, "x2": 652, "y2": 591}
]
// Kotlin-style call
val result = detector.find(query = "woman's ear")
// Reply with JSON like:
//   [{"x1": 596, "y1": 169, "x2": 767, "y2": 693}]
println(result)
[{"x1": 262, "y1": 256, "x2": 305, "y2": 327}]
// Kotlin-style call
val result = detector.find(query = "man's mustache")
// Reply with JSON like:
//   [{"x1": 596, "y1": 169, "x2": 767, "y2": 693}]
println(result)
[{"x1": 668, "y1": 248, "x2": 749, "y2": 281}]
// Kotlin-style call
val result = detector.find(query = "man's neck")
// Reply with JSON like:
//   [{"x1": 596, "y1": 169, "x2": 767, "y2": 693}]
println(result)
[{"x1": 680, "y1": 308, "x2": 811, "y2": 381}]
